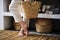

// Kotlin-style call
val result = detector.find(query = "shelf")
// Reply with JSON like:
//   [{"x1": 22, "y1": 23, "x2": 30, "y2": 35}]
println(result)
[
  {"x1": 3, "y1": 12, "x2": 13, "y2": 16},
  {"x1": 38, "y1": 14, "x2": 60, "y2": 19},
  {"x1": 3, "y1": 12, "x2": 60, "y2": 19}
]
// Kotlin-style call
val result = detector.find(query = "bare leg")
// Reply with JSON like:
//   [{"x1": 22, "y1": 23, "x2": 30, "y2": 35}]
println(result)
[
  {"x1": 18, "y1": 16, "x2": 30, "y2": 36},
  {"x1": 18, "y1": 20, "x2": 29, "y2": 36}
]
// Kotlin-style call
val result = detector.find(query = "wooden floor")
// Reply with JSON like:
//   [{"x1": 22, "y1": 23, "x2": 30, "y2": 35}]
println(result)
[{"x1": 0, "y1": 30, "x2": 60, "y2": 40}]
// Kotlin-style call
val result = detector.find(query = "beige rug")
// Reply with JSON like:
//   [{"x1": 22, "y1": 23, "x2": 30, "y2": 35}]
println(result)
[{"x1": 0, "y1": 30, "x2": 60, "y2": 40}]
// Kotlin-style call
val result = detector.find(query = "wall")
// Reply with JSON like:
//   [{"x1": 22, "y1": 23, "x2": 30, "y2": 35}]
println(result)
[{"x1": 0, "y1": 0, "x2": 4, "y2": 30}]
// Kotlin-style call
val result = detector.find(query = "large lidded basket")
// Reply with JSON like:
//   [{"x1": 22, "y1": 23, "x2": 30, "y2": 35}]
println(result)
[
  {"x1": 21, "y1": 1, "x2": 41, "y2": 18},
  {"x1": 35, "y1": 19, "x2": 52, "y2": 33}
]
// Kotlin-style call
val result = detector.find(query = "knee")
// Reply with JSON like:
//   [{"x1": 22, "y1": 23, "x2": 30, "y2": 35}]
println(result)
[
  {"x1": 9, "y1": 5, "x2": 13, "y2": 11},
  {"x1": 9, "y1": 5, "x2": 17, "y2": 11}
]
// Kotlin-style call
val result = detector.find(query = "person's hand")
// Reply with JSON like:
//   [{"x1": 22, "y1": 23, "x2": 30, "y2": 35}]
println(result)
[{"x1": 18, "y1": 21, "x2": 29, "y2": 36}]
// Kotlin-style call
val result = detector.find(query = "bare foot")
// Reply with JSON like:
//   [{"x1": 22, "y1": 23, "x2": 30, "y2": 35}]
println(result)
[
  {"x1": 24, "y1": 29, "x2": 29, "y2": 35},
  {"x1": 23, "y1": 24, "x2": 29, "y2": 35},
  {"x1": 18, "y1": 28, "x2": 24, "y2": 37}
]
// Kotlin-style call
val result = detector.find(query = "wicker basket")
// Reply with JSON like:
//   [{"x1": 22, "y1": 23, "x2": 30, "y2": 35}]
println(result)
[
  {"x1": 35, "y1": 19, "x2": 52, "y2": 32},
  {"x1": 21, "y1": 1, "x2": 41, "y2": 18},
  {"x1": 36, "y1": 19, "x2": 51, "y2": 25},
  {"x1": 14, "y1": 22, "x2": 21, "y2": 30}
]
